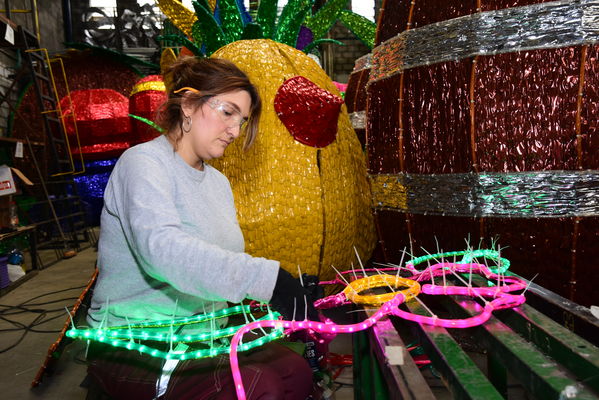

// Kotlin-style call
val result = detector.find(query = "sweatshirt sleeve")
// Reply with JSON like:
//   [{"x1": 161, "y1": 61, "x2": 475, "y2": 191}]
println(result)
[{"x1": 102, "y1": 150, "x2": 279, "y2": 304}]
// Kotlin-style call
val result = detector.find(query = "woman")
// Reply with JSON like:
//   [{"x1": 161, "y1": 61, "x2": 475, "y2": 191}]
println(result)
[{"x1": 86, "y1": 57, "x2": 319, "y2": 399}]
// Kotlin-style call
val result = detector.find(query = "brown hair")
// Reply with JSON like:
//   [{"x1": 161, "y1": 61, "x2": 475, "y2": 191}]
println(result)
[{"x1": 158, "y1": 57, "x2": 261, "y2": 150}]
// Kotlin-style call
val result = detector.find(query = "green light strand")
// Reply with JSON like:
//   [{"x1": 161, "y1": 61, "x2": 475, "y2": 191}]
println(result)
[
  {"x1": 67, "y1": 311, "x2": 278, "y2": 343},
  {"x1": 66, "y1": 326, "x2": 284, "y2": 361},
  {"x1": 65, "y1": 305, "x2": 284, "y2": 360},
  {"x1": 104, "y1": 304, "x2": 263, "y2": 330},
  {"x1": 406, "y1": 249, "x2": 510, "y2": 274}
]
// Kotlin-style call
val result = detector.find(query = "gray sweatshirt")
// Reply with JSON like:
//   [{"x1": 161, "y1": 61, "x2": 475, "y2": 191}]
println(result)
[{"x1": 87, "y1": 135, "x2": 279, "y2": 328}]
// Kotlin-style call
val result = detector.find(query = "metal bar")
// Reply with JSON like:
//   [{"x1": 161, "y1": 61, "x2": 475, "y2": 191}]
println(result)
[
  {"x1": 31, "y1": 0, "x2": 39, "y2": 43},
  {"x1": 0, "y1": 9, "x2": 31, "y2": 13},
  {"x1": 473, "y1": 272, "x2": 599, "y2": 346},
  {"x1": 454, "y1": 298, "x2": 599, "y2": 399},
  {"x1": 62, "y1": 0, "x2": 72, "y2": 42},
  {"x1": 371, "y1": 348, "x2": 391, "y2": 400},
  {"x1": 26, "y1": 48, "x2": 75, "y2": 176},
  {"x1": 3, "y1": 0, "x2": 9, "y2": 20},
  {"x1": 31, "y1": 211, "x2": 85, "y2": 226},
  {"x1": 0, "y1": 136, "x2": 43, "y2": 146},
  {"x1": 353, "y1": 328, "x2": 372, "y2": 400},
  {"x1": 368, "y1": 315, "x2": 436, "y2": 400},
  {"x1": 486, "y1": 352, "x2": 507, "y2": 397},
  {"x1": 497, "y1": 303, "x2": 599, "y2": 392},
  {"x1": 49, "y1": 56, "x2": 84, "y2": 174},
  {"x1": 404, "y1": 299, "x2": 504, "y2": 400}
]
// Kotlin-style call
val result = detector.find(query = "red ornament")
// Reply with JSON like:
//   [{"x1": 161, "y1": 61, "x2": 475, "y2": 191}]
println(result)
[
  {"x1": 129, "y1": 75, "x2": 167, "y2": 144},
  {"x1": 60, "y1": 89, "x2": 131, "y2": 159},
  {"x1": 274, "y1": 76, "x2": 343, "y2": 148}
]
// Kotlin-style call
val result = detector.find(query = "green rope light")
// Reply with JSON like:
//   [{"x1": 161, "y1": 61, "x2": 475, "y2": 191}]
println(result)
[
  {"x1": 406, "y1": 249, "x2": 510, "y2": 274},
  {"x1": 66, "y1": 304, "x2": 285, "y2": 360},
  {"x1": 69, "y1": 311, "x2": 278, "y2": 343},
  {"x1": 105, "y1": 304, "x2": 260, "y2": 330},
  {"x1": 66, "y1": 327, "x2": 284, "y2": 361}
]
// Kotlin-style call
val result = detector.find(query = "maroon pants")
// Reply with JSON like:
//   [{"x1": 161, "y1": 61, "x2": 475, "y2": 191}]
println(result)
[{"x1": 87, "y1": 341, "x2": 315, "y2": 400}]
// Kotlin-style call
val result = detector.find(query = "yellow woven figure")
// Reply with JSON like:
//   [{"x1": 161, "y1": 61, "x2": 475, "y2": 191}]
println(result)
[
  {"x1": 156, "y1": 0, "x2": 378, "y2": 280},
  {"x1": 209, "y1": 40, "x2": 375, "y2": 280}
]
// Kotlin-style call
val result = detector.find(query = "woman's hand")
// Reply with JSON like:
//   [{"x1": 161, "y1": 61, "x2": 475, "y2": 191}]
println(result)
[{"x1": 270, "y1": 268, "x2": 322, "y2": 321}]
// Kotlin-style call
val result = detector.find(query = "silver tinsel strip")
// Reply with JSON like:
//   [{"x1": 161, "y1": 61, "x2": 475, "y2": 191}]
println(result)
[
  {"x1": 349, "y1": 111, "x2": 366, "y2": 129},
  {"x1": 370, "y1": 171, "x2": 599, "y2": 217},
  {"x1": 370, "y1": 0, "x2": 599, "y2": 82}
]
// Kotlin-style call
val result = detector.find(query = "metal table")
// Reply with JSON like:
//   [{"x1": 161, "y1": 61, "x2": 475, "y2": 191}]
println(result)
[{"x1": 353, "y1": 274, "x2": 599, "y2": 399}]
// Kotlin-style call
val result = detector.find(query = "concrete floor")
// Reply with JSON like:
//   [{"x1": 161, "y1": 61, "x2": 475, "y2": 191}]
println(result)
[
  {"x1": 0, "y1": 247, "x2": 97, "y2": 400},
  {"x1": 0, "y1": 246, "x2": 355, "y2": 400}
]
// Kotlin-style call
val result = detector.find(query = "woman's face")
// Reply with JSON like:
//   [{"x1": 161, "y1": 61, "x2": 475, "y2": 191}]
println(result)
[{"x1": 183, "y1": 90, "x2": 251, "y2": 162}]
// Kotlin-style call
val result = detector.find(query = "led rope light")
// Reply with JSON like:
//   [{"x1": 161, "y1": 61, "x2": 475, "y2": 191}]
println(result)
[
  {"x1": 67, "y1": 311, "x2": 279, "y2": 343},
  {"x1": 67, "y1": 325, "x2": 285, "y2": 361},
  {"x1": 229, "y1": 293, "x2": 407, "y2": 400},
  {"x1": 65, "y1": 305, "x2": 284, "y2": 360},
  {"x1": 391, "y1": 283, "x2": 526, "y2": 328},
  {"x1": 231, "y1": 260, "x2": 528, "y2": 400},
  {"x1": 62, "y1": 250, "x2": 526, "y2": 399},
  {"x1": 230, "y1": 273, "x2": 526, "y2": 399},
  {"x1": 105, "y1": 303, "x2": 266, "y2": 330},
  {"x1": 406, "y1": 249, "x2": 510, "y2": 274},
  {"x1": 410, "y1": 262, "x2": 525, "y2": 292},
  {"x1": 343, "y1": 274, "x2": 420, "y2": 306}
]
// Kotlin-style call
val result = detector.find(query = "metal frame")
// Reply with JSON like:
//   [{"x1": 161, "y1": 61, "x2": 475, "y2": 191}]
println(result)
[{"x1": 358, "y1": 273, "x2": 599, "y2": 399}]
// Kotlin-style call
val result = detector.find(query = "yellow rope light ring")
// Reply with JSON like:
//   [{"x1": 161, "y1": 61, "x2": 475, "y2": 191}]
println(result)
[{"x1": 343, "y1": 274, "x2": 421, "y2": 306}]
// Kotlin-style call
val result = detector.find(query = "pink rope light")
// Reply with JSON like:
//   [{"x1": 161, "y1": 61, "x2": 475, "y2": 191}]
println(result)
[
  {"x1": 229, "y1": 293, "x2": 406, "y2": 400},
  {"x1": 229, "y1": 262, "x2": 528, "y2": 399},
  {"x1": 391, "y1": 284, "x2": 526, "y2": 328}
]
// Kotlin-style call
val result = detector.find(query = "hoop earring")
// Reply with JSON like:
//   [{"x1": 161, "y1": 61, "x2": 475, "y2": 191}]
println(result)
[{"x1": 182, "y1": 115, "x2": 192, "y2": 133}]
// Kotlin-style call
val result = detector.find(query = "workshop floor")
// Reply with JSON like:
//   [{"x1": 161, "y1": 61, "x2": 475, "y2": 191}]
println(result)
[
  {"x1": 0, "y1": 246, "x2": 96, "y2": 400},
  {"x1": 0, "y1": 243, "x2": 355, "y2": 400}
]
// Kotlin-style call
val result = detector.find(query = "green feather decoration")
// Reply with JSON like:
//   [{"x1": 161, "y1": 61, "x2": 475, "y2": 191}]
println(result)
[
  {"x1": 218, "y1": 0, "x2": 245, "y2": 43},
  {"x1": 240, "y1": 23, "x2": 265, "y2": 40},
  {"x1": 304, "y1": 0, "x2": 348, "y2": 41},
  {"x1": 192, "y1": 1, "x2": 228, "y2": 56},
  {"x1": 166, "y1": 0, "x2": 374, "y2": 56},
  {"x1": 256, "y1": 0, "x2": 278, "y2": 39},
  {"x1": 194, "y1": 0, "x2": 211, "y2": 11},
  {"x1": 274, "y1": 0, "x2": 314, "y2": 48},
  {"x1": 191, "y1": 20, "x2": 205, "y2": 51},
  {"x1": 338, "y1": 10, "x2": 376, "y2": 49}
]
